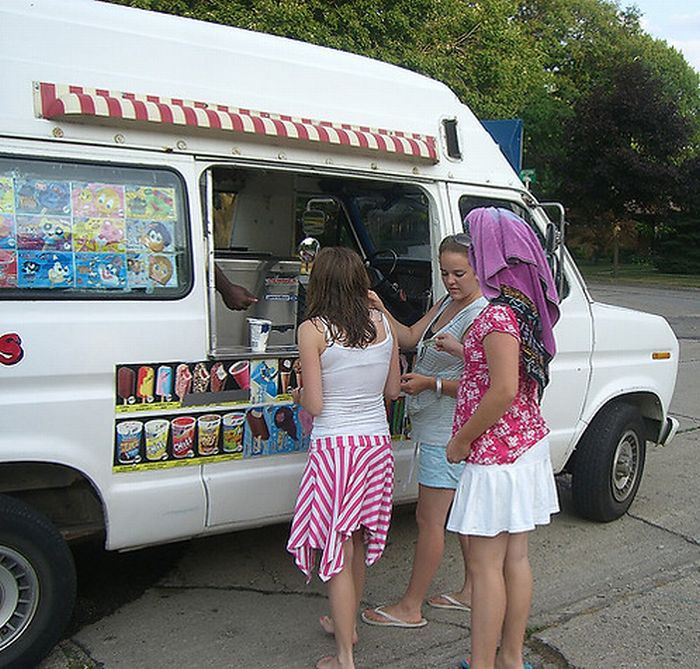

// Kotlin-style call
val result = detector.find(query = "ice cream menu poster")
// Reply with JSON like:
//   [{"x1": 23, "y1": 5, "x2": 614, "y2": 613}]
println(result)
[
  {"x1": 113, "y1": 356, "x2": 312, "y2": 472},
  {"x1": 0, "y1": 175, "x2": 180, "y2": 292}
]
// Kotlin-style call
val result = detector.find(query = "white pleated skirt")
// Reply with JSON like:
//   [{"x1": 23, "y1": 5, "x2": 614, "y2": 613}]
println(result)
[{"x1": 447, "y1": 437, "x2": 559, "y2": 537}]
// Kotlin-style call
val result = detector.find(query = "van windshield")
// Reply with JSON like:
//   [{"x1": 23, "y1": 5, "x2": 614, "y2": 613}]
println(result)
[{"x1": 351, "y1": 191, "x2": 431, "y2": 260}]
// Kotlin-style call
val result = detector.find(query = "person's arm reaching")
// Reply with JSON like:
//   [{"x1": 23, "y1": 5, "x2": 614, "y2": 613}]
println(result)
[
  {"x1": 215, "y1": 264, "x2": 258, "y2": 310},
  {"x1": 368, "y1": 290, "x2": 442, "y2": 350}
]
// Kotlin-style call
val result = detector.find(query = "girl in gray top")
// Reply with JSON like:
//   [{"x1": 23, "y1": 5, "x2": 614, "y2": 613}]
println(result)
[{"x1": 362, "y1": 234, "x2": 487, "y2": 628}]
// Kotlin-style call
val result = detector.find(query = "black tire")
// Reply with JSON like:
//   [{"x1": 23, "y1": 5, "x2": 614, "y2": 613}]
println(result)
[
  {"x1": 572, "y1": 403, "x2": 646, "y2": 522},
  {"x1": 0, "y1": 494, "x2": 76, "y2": 669}
]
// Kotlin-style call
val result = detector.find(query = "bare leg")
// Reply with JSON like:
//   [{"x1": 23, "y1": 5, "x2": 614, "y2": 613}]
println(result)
[
  {"x1": 468, "y1": 533, "x2": 509, "y2": 669},
  {"x1": 362, "y1": 485, "x2": 455, "y2": 624},
  {"x1": 496, "y1": 532, "x2": 532, "y2": 669},
  {"x1": 320, "y1": 532, "x2": 364, "y2": 643},
  {"x1": 449, "y1": 532, "x2": 471, "y2": 605},
  {"x1": 320, "y1": 532, "x2": 365, "y2": 669}
]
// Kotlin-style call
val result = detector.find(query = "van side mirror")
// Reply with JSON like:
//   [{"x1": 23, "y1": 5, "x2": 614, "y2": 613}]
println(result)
[
  {"x1": 301, "y1": 209, "x2": 327, "y2": 237},
  {"x1": 538, "y1": 202, "x2": 568, "y2": 298}
]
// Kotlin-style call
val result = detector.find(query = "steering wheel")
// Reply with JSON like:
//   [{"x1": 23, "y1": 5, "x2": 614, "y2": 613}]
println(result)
[{"x1": 364, "y1": 249, "x2": 399, "y2": 290}]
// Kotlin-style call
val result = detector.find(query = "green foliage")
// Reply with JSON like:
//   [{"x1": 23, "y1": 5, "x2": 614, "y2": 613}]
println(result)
[
  {"x1": 653, "y1": 214, "x2": 700, "y2": 274},
  {"x1": 104, "y1": 0, "x2": 700, "y2": 266}
]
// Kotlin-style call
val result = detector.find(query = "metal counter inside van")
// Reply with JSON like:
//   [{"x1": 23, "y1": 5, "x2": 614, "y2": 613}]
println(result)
[{"x1": 213, "y1": 256, "x2": 301, "y2": 353}]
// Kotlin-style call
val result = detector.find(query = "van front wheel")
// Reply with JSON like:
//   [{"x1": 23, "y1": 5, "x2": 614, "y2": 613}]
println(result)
[
  {"x1": 572, "y1": 403, "x2": 646, "y2": 522},
  {"x1": 0, "y1": 494, "x2": 76, "y2": 669}
]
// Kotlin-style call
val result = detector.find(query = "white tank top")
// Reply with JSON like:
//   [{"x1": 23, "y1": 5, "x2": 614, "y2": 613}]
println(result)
[{"x1": 311, "y1": 314, "x2": 393, "y2": 440}]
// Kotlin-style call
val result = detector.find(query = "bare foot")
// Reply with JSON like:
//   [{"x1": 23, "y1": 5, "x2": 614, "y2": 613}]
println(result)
[
  {"x1": 319, "y1": 615, "x2": 358, "y2": 644},
  {"x1": 316, "y1": 655, "x2": 354, "y2": 669}
]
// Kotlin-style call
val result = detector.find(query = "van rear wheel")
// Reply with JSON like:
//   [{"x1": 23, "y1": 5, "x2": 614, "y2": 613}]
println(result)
[
  {"x1": 572, "y1": 403, "x2": 646, "y2": 522},
  {"x1": 0, "y1": 494, "x2": 76, "y2": 669}
]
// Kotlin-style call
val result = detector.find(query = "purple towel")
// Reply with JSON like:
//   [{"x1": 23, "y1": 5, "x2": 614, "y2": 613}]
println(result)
[{"x1": 466, "y1": 207, "x2": 560, "y2": 360}]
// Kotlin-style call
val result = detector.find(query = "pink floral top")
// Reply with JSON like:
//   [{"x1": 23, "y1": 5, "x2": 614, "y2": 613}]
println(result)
[{"x1": 453, "y1": 304, "x2": 549, "y2": 465}]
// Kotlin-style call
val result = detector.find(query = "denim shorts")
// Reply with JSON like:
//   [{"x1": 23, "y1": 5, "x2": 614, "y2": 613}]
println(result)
[{"x1": 417, "y1": 442, "x2": 465, "y2": 489}]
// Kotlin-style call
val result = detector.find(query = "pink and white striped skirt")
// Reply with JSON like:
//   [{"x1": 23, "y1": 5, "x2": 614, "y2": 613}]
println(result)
[{"x1": 287, "y1": 434, "x2": 394, "y2": 582}]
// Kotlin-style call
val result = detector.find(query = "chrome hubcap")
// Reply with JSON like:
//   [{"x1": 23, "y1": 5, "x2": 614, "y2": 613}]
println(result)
[
  {"x1": 0, "y1": 546, "x2": 39, "y2": 651},
  {"x1": 612, "y1": 429, "x2": 640, "y2": 503}
]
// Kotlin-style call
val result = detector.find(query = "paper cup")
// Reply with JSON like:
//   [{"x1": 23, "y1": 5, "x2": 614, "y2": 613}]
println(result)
[
  {"x1": 222, "y1": 412, "x2": 246, "y2": 453},
  {"x1": 197, "y1": 413, "x2": 221, "y2": 456},
  {"x1": 116, "y1": 421, "x2": 143, "y2": 464},
  {"x1": 144, "y1": 418, "x2": 169, "y2": 461},
  {"x1": 171, "y1": 416, "x2": 196, "y2": 459},
  {"x1": 247, "y1": 318, "x2": 272, "y2": 352}
]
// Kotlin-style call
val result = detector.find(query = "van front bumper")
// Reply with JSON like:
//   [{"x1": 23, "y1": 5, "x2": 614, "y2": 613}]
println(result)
[{"x1": 657, "y1": 416, "x2": 680, "y2": 447}]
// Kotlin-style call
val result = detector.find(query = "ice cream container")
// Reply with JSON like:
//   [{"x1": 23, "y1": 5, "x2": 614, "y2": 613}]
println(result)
[
  {"x1": 247, "y1": 318, "x2": 272, "y2": 352},
  {"x1": 222, "y1": 411, "x2": 245, "y2": 453},
  {"x1": 197, "y1": 414, "x2": 221, "y2": 456},
  {"x1": 116, "y1": 420, "x2": 142, "y2": 464},
  {"x1": 171, "y1": 415, "x2": 196, "y2": 458},
  {"x1": 144, "y1": 418, "x2": 169, "y2": 461}
]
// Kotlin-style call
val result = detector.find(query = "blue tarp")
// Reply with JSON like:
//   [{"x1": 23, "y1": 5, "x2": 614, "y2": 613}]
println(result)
[{"x1": 481, "y1": 119, "x2": 523, "y2": 172}]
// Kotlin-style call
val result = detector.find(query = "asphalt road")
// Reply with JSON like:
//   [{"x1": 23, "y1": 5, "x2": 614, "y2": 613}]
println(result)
[{"x1": 41, "y1": 282, "x2": 700, "y2": 669}]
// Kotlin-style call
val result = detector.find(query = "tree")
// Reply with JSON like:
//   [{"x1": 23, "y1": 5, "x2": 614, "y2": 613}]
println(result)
[{"x1": 106, "y1": 0, "x2": 545, "y2": 118}]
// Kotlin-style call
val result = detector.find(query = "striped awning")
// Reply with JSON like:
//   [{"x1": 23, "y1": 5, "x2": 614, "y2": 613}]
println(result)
[{"x1": 34, "y1": 82, "x2": 438, "y2": 163}]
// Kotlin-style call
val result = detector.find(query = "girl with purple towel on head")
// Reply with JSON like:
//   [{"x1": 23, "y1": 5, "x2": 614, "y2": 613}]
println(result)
[{"x1": 436, "y1": 207, "x2": 560, "y2": 669}]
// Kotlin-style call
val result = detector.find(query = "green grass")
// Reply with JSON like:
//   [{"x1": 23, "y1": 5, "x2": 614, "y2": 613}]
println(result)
[{"x1": 577, "y1": 261, "x2": 700, "y2": 289}]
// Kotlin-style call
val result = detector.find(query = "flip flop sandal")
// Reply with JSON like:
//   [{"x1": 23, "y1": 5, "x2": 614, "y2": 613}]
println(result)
[
  {"x1": 459, "y1": 661, "x2": 532, "y2": 669},
  {"x1": 361, "y1": 605, "x2": 427, "y2": 628},
  {"x1": 428, "y1": 593, "x2": 471, "y2": 611}
]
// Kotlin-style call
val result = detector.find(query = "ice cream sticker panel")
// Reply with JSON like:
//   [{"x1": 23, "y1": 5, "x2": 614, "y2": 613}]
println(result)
[
  {"x1": 0, "y1": 172, "x2": 181, "y2": 292},
  {"x1": 113, "y1": 356, "x2": 311, "y2": 471}
]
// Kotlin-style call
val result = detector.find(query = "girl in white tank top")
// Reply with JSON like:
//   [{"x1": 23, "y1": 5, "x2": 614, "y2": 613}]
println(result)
[{"x1": 286, "y1": 247, "x2": 400, "y2": 669}]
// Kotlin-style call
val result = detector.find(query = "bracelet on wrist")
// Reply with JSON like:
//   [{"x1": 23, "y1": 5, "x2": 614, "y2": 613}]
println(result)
[{"x1": 435, "y1": 376, "x2": 442, "y2": 398}]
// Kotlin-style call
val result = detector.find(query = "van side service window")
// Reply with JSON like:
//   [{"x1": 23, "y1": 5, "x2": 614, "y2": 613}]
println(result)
[
  {"x1": 208, "y1": 167, "x2": 433, "y2": 353},
  {"x1": 0, "y1": 156, "x2": 191, "y2": 298}
]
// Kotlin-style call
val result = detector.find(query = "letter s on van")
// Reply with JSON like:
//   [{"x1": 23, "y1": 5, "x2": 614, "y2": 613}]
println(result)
[{"x1": 0, "y1": 333, "x2": 24, "y2": 365}]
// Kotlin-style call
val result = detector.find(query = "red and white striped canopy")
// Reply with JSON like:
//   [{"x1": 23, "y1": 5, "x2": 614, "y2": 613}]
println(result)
[{"x1": 34, "y1": 82, "x2": 438, "y2": 163}]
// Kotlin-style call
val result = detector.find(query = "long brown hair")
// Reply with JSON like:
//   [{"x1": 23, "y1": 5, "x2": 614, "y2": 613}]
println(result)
[{"x1": 304, "y1": 247, "x2": 377, "y2": 348}]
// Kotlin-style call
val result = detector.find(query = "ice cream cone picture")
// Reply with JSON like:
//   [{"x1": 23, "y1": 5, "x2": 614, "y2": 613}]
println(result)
[
  {"x1": 251, "y1": 359, "x2": 278, "y2": 403},
  {"x1": 155, "y1": 365, "x2": 173, "y2": 402},
  {"x1": 298, "y1": 407, "x2": 314, "y2": 438},
  {"x1": 117, "y1": 366, "x2": 136, "y2": 405},
  {"x1": 175, "y1": 364, "x2": 192, "y2": 403},
  {"x1": 137, "y1": 366, "x2": 154, "y2": 403},
  {"x1": 274, "y1": 406, "x2": 297, "y2": 441},
  {"x1": 210, "y1": 362, "x2": 227, "y2": 392},
  {"x1": 228, "y1": 360, "x2": 250, "y2": 390},
  {"x1": 193, "y1": 362, "x2": 210, "y2": 394},
  {"x1": 246, "y1": 408, "x2": 269, "y2": 456},
  {"x1": 279, "y1": 358, "x2": 294, "y2": 394},
  {"x1": 291, "y1": 358, "x2": 302, "y2": 389}
]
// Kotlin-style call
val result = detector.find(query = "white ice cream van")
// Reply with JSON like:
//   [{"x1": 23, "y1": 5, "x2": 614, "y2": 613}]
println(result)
[{"x1": 0, "y1": 1, "x2": 679, "y2": 666}]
